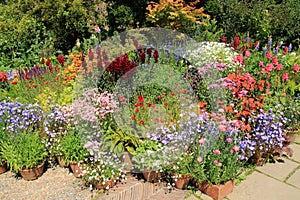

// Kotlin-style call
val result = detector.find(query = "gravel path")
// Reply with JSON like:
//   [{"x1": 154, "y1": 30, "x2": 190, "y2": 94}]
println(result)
[{"x1": 0, "y1": 166, "x2": 93, "y2": 200}]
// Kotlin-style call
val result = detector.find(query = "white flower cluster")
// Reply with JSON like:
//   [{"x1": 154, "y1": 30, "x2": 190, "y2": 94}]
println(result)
[{"x1": 186, "y1": 42, "x2": 237, "y2": 68}]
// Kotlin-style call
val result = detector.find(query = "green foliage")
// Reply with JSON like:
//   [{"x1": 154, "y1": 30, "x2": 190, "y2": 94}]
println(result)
[
  {"x1": 0, "y1": 131, "x2": 48, "y2": 171},
  {"x1": 59, "y1": 130, "x2": 90, "y2": 163}
]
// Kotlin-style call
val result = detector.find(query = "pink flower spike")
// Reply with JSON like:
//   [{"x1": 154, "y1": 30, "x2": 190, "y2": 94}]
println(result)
[
  {"x1": 293, "y1": 64, "x2": 299, "y2": 73},
  {"x1": 197, "y1": 157, "x2": 203, "y2": 163},
  {"x1": 213, "y1": 150, "x2": 221, "y2": 155},
  {"x1": 199, "y1": 138, "x2": 206, "y2": 144},
  {"x1": 214, "y1": 160, "x2": 218, "y2": 164}
]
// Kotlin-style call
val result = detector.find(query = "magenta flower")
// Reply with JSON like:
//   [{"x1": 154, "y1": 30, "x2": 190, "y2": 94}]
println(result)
[{"x1": 213, "y1": 159, "x2": 218, "y2": 164}]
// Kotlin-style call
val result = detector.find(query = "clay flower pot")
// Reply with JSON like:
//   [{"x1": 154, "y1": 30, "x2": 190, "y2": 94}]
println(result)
[
  {"x1": 56, "y1": 155, "x2": 69, "y2": 168},
  {"x1": 143, "y1": 169, "x2": 163, "y2": 183},
  {"x1": 173, "y1": 174, "x2": 190, "y2": 189},
  {"x1": 198, "y1": 180, "x2": 234, "y2": 200},
  {"x1": 19, "y1": 162, "x2": 45, "y2": 181},
  {"x1": 0, "y1": 161, "x2": 8, "y2": 175},
  {"x1": 69, "y1": 162, "x2": 84, "y2": 178}
]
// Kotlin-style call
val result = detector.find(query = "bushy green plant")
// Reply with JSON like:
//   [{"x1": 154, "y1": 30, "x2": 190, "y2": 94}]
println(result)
[
  {"x1": 0, "y1": 131, "x2": 48, "y2": 171},
  {"x1": 59, "y1": 130, "x2": 90, "y2": 163}
]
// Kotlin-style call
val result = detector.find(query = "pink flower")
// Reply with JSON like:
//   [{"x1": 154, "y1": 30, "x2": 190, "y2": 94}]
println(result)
[
  {"x1": 282, "y1": 73, "x2": 289, "y2": 82},
  {"x1": 272, "y1": 56, "x2": 278, "y2": 65},
  {"x1": 265, "y1": 63, "x2": 274, "y2": 72},
  {"x1": 259, "y1": 61, "x2": 264, "y2": 67},
  {"x1": 245, "y1": 51, "x2": 251, "y2": 58},
  {"x1": 293, "y1": 64, "x2": 299, "y2": 73},
  {"x1": 217, "y1": 162, "x2": 222, "y2": 167},
  {"x1": 226, "y1": 138, "x2": 233, "y2": 143},
  {"x1": 197, "y1": 157, "x2": 203, "y2": 163},
  {"x1": 267, "y1": 51, "x2": 272, "y2": 60},
  {"x1": 213, "y1": 150, "x2": 221, "y2": 155},
  {"x1": 214, "y1": 160, "x2": 218, "y2": 164},
  {"x1": 231, "y1": 146, "x2": 240, "y2": 153},
  {"x1": 276, "y1": 64, "x2": 283, "y2": 71},
  {"x1": 199, "y1": 138, "x2": 206, "y2": 144}
]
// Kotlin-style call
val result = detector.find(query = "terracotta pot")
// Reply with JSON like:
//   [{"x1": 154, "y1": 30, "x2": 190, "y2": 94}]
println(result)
[
  {"x1": 0, "y1": 161, "x2": 8, "y2": 174},
  {"x1": 93, "y1": 179, "x2": 116, "y2": 190},
  {"x1": 19, "y1": 162, "x2": 45, "y2": 181},
  {"x1": 143, "y1": 169, "x2": 163, "y2": 183},
  {"x1": 198, "y1": 180, "x2": 234, "y2": 200},
  {"x1": 56, "y1": 155, "x2": 69, "y2": 168},
  {"x1": 173, "y1": 174, "x2": 190, "y2": 189},
  {"x1": 69, "y1": 162, "x2": 83, "y2": 178}
]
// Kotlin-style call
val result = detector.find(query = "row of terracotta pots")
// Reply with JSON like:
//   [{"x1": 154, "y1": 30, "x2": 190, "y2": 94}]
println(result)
[{"x1": 142, "y1": 170, "x2": 234, "y2": 200}]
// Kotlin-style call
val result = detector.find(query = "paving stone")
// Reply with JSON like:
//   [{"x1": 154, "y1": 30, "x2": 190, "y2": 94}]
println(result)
[
  {"x1": 289, "y1": 144, "x2": 300, "y2": 163},
  {"x1": 287, "y1": 168, "x2": 300, "y2": 189},
  {"x1": 227, "y1": 171, "x2": 300, "y2": 200},
  {"x1": 294, "y1": 134, "x2": 300, "y2": 143},
  {"x1": 255, "y1": 158, "x2": 299, "y2": 181}
]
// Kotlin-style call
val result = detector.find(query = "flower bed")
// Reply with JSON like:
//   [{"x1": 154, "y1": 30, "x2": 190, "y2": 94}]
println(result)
[{"x1": 0, "y1": 31, "x2": 299, "y2": 199}]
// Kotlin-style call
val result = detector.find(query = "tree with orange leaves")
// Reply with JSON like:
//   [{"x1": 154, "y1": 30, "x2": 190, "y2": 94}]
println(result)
[{"x1": 146, "y1": 0, "x2": 209, "y2": 30}]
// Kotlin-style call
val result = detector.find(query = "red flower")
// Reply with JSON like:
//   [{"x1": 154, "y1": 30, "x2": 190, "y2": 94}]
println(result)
[
  {"x1": 57, "y1": 55, "x2": 64, "y2": 64},
  {"x1": 134, "y1": 108, "x2": 139, "y2": 113},
  {"x1": 0, "y1": 72, "x2": 8, "y2": 83},
  {"x1": 157, "y1": 95, "x2": 162, "y2": 99},
  {"x1": 164, "y1": 102, "x2": 168, "y2": 106},
  {"x1": 139, "y1": 120, "x2": 144, "y2": 125},
  {"x1": 41, "y1": 57, "x2": 45, "y2": 64},
  {"x1": 171, "y1": 92, "x2": 175, "y2": 96},
  {"x1": 131, "y1": 115, "x2": 136, "y2": 120},
  {"x1": 11, "y1": 81, "x2": 17, "y2": 85},
  {"x1": 46, "y1": 58, "x2": 51, "y2": 66},
  {"x1": 147, "y1": 103, "x2": 152, "y2": 107},
  {"x1": 138, "y1": 95, "x2": 144, "y2": 103},
  {"x1": 139, "y1": 51, "x2": 146, "y2": 63},
  {"x1": 153, "y1": 49, "x2": 159, "y2": 63},
  {"x1": 146, "y1": 48, "x2": 152, "y2": 57}
]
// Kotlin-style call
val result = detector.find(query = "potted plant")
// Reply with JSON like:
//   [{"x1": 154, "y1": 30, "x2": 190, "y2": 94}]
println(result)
[
  {"x1": 82, "y1": 156, "x2": 124, "y2": 191},
  {"x1": 59, "y1": 130, "x2": 90, "y2": 177},
  {"x1": 0, "y1": 131, "x2": 48, "y2": 180},
  {"x1": 164, "y1": 153, "x2": 192, "y2": 189},
  {"x1": 132, "y1": 140, "x2": 164, "y2": 183},
  {"x1": 189, "y1": 121, "x2": 244, "y2": 200}
]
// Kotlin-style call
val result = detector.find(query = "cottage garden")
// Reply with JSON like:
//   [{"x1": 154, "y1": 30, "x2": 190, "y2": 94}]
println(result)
[{"x1": 0, "y1": 0, "x2": 300, "y2": 199}]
